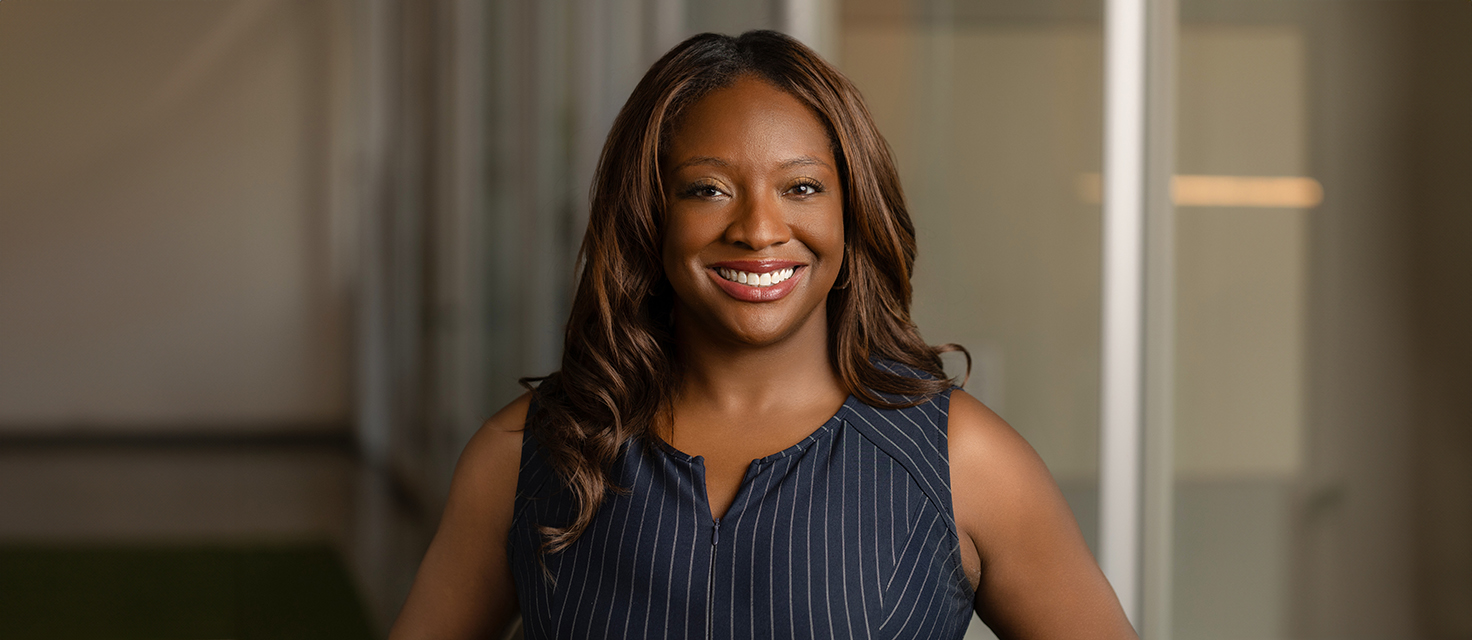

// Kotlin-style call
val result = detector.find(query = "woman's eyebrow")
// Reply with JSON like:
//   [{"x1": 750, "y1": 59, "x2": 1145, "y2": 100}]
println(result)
[
  {"x1": 778, "y1": 155, "x2": 831, "y2": 170},
  {"x1": 672, "y1": 156, "x2": 729, "y2": 171},
  {"x1": 671, "y1": 155, "x2": 831, "y2": 172}
]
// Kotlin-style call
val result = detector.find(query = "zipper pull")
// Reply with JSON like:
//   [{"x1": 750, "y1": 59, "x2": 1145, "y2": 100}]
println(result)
[{"x1": 712, "y1": 519, "x2": 721, "y2": 546}]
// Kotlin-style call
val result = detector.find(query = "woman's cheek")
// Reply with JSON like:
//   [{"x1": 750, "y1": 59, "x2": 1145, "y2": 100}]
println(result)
[{"x1": 661, "y1": 218, "x2": 711, "y2": 294}]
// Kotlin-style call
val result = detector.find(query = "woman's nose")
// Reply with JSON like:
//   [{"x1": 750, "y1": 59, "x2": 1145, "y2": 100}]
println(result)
[{"x1": 725, "y1": 192, "x2": 792, "y2": 251}]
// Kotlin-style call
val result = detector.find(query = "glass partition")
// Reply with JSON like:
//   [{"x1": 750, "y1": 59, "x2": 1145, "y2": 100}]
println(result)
[
  {"x1": 837, "y1": 2, "x2": 1106, "y2": 637},
  {"x1": 1167, "y1": 2, "x2": 1472, "y2": 638}
]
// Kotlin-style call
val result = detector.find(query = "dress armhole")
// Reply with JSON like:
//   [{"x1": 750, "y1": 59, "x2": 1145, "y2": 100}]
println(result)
[
  {"x1": 843, "y1": 387, "x2": 960, "y2": 540},
  {"x1": 510, "y1": 396, "x2": 551, "y2": 530}
]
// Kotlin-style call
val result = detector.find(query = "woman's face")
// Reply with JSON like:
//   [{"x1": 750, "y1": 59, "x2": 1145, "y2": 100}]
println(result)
[{"x1": 661, "y1": 75, "x2": 845, "y2": 348}]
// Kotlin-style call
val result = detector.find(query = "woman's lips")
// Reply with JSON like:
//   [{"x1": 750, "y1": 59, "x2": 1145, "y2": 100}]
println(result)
[{"x1": 707, "y1": 260, "x2": 806, "y2": 302}]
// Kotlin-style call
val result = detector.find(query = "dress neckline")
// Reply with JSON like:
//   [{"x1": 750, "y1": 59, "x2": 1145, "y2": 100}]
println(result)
[{"x1": 648, "y1": 393, "x2": 858, "y2": 465}]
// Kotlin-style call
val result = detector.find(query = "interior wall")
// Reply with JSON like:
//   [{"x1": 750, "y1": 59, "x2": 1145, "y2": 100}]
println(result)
[
  {"x1": 1406, "y1": 4, "x2": 1472, "y2": 638},
  {"x1": 1292, "y1": 3, "x2": 1419, "y2": 638},
  {"x1": 1167, "y1": 25, "x2": 1309, "y2": 639},
  {"x1": 840, "y1": 21, "x2": 1104, "y2": 485},
  {"x1": 1174, "y1": 26, "x2": 1308, "y2": 481},
  {"x1": 0, "y1": 0, "x2": 351, "y2": 432}
]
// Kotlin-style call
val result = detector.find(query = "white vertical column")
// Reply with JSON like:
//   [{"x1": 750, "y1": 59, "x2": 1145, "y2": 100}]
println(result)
[
  {"x1": 647, "y1": 0, "x2": 686, "y2": 62},
  {"x1": 1141, "y1": 1, "x2": 1178, "y2": 637},
  {"x1": 779, "y1": 0, "x2": 839, "y2": 62},
  {"x1": 1102, "y1": 0, "x2": 1148, "y2": 628}
]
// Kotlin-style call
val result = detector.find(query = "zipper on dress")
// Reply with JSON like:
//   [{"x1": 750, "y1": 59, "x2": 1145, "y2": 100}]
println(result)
[{"x1": 707, "y1": 518, "x2": 720, "y2": 640}]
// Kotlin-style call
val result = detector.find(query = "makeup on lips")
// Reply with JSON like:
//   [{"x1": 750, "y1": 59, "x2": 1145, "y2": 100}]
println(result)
[{"x1": 708, "y1": 260, "x2": 806, "y2": 303}]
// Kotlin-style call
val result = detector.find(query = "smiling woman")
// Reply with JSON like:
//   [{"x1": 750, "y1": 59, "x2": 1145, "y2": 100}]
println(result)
[
  {"x1": 389, "y1": 31, "x2": 1136, "y2": 640},
  {"x1": 661, "y1": 76, "x2": 845, "y2": 347}
]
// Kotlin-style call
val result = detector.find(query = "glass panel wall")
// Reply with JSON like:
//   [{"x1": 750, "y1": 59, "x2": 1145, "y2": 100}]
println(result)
[
  {"x1": 1167, "y1": 2, "x2": 1472, "y2": 638},
  {"x1": 837, "y1": 1, "x2": 1105, "y2": 637},
  {"x1": 1169, "y1": 15, "x2": 1311, "y2": 638},
  {"x1": 838, "y1": 0, "x2": 1106, "y2": 539}
]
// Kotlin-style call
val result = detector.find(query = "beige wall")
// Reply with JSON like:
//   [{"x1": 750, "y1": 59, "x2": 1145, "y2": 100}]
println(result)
[
  {"x1": 842, "y1": 24, "x2": 1105, "y2": 483},
  {"x1": 0, "y1": 0, "x2": 350, "y2": 431},
  {"x1": 1174, "y1": 27, "x2": 1308, "y2": 480}
]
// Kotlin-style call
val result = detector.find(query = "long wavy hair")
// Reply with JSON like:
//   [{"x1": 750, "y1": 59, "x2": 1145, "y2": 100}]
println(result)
[{"x1": 522, "y1": 30, "x2": 967, "y2": 555}]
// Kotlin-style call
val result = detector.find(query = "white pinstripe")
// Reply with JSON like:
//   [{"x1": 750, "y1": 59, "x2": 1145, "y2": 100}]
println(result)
[
  {"x1": 640, "y1": 471, "x2": 670, "y2": 639},
  {"x1": 663, "y1": 465, "x2": 682, "y2": 640},
  {"x1": 511, "y1": 388, "x2": 974, "y2": 639},
  {"x1": 686, "y1": 463, "x2": 699, "y2": 635},
  {"x1": 821, "y1": 433, "x2": 836, "y2": 638}
]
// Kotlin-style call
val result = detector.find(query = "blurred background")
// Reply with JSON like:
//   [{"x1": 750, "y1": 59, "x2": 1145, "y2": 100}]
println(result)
[{"x1": 1, "y1": 0, "x2": 1468, "y2": 638}]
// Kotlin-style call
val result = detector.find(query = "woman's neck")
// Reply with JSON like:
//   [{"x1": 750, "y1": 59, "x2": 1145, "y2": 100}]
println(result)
[{"x1": 670, "y1": 303, "x2": 847, "y2": 417}]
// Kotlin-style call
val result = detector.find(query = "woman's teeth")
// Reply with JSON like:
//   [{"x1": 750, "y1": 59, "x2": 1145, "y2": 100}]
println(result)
[{"x1": 717, "y1": 267, "x2": 795, "y2": 287}]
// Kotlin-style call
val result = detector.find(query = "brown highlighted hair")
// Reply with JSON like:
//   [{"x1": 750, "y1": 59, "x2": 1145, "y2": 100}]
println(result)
[{"x1": 522, "y1": 30, "x2": 967, "y2": 555}]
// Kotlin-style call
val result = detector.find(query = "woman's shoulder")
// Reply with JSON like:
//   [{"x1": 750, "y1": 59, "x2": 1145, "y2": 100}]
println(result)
[
  {"x1": 454, "y1": 392, "x2": 532, "y2": 502},
  {"x1": 946, "y1": 389, "x2": 1052, "y2": 500},
  {"x1": 477, "y1": 391, "x2": 533, "y2": 436},
  {"x1": 945, "y1": 389, "x2": 1022, "y2": 460},
  {"x1": 946, "y1": 391, "x2": 1135, "y2": 636},
  {"x1": 946, "y1": 387, "x2": 1073, "y2": 553},
  {"x1": 847, "y1": 387, "x2": 1046, "y2": 528},
  {"x1": 470, "y1": 391, "x2": 531, "y2": 448},
  {"x1": 388, "y1": 394, "x2": 528, "y2": 638}
]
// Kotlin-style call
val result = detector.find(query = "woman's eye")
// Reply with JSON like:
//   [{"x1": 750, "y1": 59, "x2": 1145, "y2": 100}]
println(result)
[
  {"x1": 684, "y1": 183, "x2": 725, "y2": 199},
  {"x1": 789, "y1": 181, "x2": 823, "y2": 197}
]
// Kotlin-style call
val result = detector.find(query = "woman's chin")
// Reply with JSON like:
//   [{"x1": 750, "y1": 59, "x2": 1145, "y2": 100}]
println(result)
[
  {"x1": 709, "y1": 304, "x2": 828, "y2": 349},
  {"x1": 721, "y1": 325, "x2": 795, "y2": 348}
]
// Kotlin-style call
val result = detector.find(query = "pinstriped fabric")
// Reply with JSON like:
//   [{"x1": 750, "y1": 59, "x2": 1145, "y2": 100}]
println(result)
[{"x1": 509, "y1": 383, "x2": 975, "y2": 639}]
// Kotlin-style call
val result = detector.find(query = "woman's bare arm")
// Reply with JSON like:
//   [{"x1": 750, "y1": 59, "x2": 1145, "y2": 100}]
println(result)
[
  {"x1": 949, "y1": 390, "x2": 1138, "y2": 639},
  {"x1": 388, "y1": 393, "x2": 530, "y2": 640}
]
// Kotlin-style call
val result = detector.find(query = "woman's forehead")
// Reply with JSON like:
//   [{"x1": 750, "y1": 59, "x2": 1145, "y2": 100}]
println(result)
[{"x1": 664, "y1": 77, "x2": 836, "y2": 172}]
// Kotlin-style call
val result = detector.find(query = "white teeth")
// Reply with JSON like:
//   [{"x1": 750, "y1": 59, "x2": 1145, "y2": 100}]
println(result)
[{"x1": 717, "y1": 267, "x2": 797, "y2": 288}]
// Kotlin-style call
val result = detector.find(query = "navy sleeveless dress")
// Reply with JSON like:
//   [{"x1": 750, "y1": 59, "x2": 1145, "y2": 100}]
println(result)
[{"x1": 508, "y1": 382, "x2": 975, "y2": 639}]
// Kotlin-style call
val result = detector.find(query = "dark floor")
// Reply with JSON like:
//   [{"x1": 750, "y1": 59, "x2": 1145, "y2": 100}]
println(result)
[
  {"x1": 0, "y1": 439, "x2": 1008, "y2": 639},
  {"x1": 1, "y1": 543, "x2": 375, "y2": 639},
  {"x1": 0, "y1": 440, "x2": 431, "y2": 636}
]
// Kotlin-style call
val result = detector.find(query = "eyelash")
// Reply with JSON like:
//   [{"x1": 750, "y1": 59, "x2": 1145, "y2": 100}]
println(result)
[
  {"x1": 680, "y1": 179, "x2": 825, "y2": 200},
  {"x1": 682, "y1": 181, "x2": 725, "y2": 199},
  {"x1": 787, "y1": 178, "x2": 824, "y2": 197}
]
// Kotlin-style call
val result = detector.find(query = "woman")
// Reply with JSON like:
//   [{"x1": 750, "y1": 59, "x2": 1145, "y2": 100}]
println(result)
[{"x1": 391, "y1": 31, "x2": 1135, "y2": 640}]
